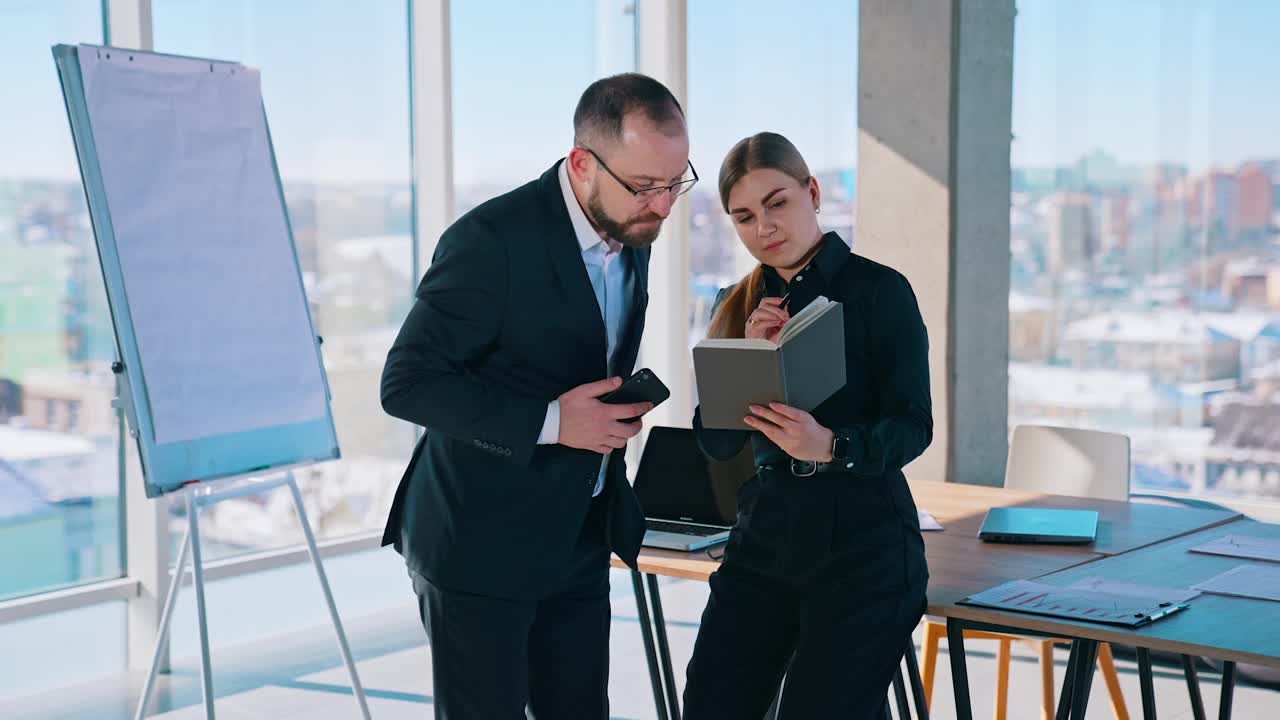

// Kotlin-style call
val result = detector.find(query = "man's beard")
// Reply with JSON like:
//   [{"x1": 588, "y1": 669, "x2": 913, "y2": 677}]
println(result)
[{"x1": 587, "y1": 185, "x2": 664, "y2": 248}]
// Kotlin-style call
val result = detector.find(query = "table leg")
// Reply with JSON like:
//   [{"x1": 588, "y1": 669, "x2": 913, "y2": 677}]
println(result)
[
  {"x1": 1136, "y1": 647, "x2": 1156, "y2": 720},
  {"x1": 904, "y1": 639, "x2": 930, "y2": 720},
  {"x1": 1218, "y1": 661, "x2": 1236, "y2": 720},
  {"x1": 946, "y1": 618, "x2": 973, "y2": 720},
  {"x1": 1056, "y1": 642, "x2": 1082, "y2": 720},
  {"x1": 630, "y1": 570, "x2": 669, "y2": 720},
  {"x1": 1067, "y1": 640, "x2": 1099, "y2": 720},
  {"x1": 645, "y1": 573, "x2": 682, "y2": 720},
  {"x1": 1183, "y1": 655, "x2": 1207, "y2": 720},
  {"x1": 892, "y1": 663, "x2": 911, "y2": 718}
]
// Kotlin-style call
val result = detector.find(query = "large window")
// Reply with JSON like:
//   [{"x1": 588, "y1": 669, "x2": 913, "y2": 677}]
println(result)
[
  {"x1": 450, "y1": 0, "x2": 636, "y2": 217},
  {"x1": 153, "y1": 0, "x2": 415, "y2": 556},
  {"x1": 685, "y1": 0, "x2": 858, "y2": 345},
  {"x1": 0, "y1": 1, "x2": 120, "y2": 601},
  {"x1": 1010, "y1": 1, "x2": 1280, "y2": 508}
]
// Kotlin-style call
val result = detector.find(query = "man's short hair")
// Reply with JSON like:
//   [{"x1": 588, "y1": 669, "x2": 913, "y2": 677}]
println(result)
[{"x1": 573, "y1": 73, "x2": 685, "y2": 147}]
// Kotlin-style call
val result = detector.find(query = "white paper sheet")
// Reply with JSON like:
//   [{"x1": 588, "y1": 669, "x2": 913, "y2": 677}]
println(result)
[
  {"x1": 1193, "y1": 564, "x2": 1280, "y2": 603},
  {"x1": 78, "y1": 47, "x2": 327, "y2": 444},
  {"x1": 918, "y1": 509, "x2": 943, "y2": 531},
  {"x1": 1066, "y1": 576, "x2": 1200, "y2": 604},
  {"x1": 1189, "y1": 534, "x2": 1280, "y2": 564}
]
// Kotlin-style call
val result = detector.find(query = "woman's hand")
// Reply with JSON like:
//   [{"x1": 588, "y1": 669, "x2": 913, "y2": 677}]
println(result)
[
  {"x1": 746, "y1": 297, "x2": 790, "y2": 341},
  {"x1": 744, "y1": 403, "x2": 834, "y2": 462}
]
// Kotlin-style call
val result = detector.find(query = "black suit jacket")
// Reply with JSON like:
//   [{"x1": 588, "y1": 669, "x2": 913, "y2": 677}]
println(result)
[{"x1": 380, "y1": 161, "x2": 649, "y2": 600}]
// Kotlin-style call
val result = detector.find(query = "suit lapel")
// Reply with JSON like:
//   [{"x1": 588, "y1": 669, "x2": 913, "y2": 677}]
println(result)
[{"x1": 538, "y1": 161, "x2": 607, "y2": 363}]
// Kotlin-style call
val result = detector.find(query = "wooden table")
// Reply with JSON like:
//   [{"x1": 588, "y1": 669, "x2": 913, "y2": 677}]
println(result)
[
  {"x1": 908, "y1": 479, "x2": 1240, "y2": 557},
  {"x1": 945, "y1": 518, "x2": 1280, "y2": 720},
  {"x1": 614, "y1": 480, "x2": 1250, "y2": 720},
  {"x1": 948, "y1": 518, "x2": 1280, "y2": 670}
]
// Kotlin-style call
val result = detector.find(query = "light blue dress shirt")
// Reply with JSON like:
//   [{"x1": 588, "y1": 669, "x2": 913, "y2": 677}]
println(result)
[{"x1": 537, "y1": 162, "x2": 637, "y2": 496}]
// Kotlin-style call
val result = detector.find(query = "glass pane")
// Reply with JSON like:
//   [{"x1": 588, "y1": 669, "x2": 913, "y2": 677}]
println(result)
[
  {"x1": 0, "y1": 1, "x2": 121, "y2": 601},
  {"x1": 0, "y1": 600, "x2": 126, "y2": 701},
  {"x1": 167, "y1": 546, "x2": 408, "y2": 659},
  {"x1": 686, "y1": 0, "x2": 859, "y2": 369},
  {"x1": 451, "y1": 0, "x2": 636, "y2": 217},
  {"x1": 1010, "y1": 1, "x2": 1280, "y2": 512},
  {"x1": 153, "y1": 0, "x2": 415, "y2": 556}
]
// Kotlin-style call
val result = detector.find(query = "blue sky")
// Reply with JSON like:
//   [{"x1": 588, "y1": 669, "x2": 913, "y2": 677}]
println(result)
[
  {"x1": 1012, "y1": 0, "x2": 1280, "y2": 169},
  {"x1": 3, "y1": 1, "x2": 1277, "y2": 183},
  {"x1": 0, "y1": 0, "x2": 102, "y2": 182}
]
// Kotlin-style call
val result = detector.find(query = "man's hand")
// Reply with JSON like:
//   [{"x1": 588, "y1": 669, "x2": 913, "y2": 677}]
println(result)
[{"x1": 559, "y1": 377, "x2": 654, "y2": 455}]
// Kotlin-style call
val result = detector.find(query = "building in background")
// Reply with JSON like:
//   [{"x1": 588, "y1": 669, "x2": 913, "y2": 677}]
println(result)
[
  {"x1": 1009, "y1": 292, "x2": 1057, "y2": 363},
  {"x1": 1047, "y1": 192, "x2": 1096, "y2": 275},
  {"x1": 1235, "y1": 163, "x2": 1274, "y2": 236},
  {"x1": 1060, "y1": 310, "x2": 1241, "y2": 384}
]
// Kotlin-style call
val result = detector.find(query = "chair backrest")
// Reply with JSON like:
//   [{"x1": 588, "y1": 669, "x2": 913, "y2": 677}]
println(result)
[{"x1": 1005, "y1": 424, "x2": 1131, "y2": 502}]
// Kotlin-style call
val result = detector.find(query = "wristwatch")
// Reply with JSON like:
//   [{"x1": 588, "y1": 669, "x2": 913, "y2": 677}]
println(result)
[{"x1": 831, "y1": 432, "x2": 854, "y2": 467}]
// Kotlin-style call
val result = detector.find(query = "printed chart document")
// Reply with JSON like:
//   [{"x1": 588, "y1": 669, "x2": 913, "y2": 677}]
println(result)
[
  {"x1": 1189, "y1": 534, "x2": 1280, "y2": 564},
  {"x1": 960, "y1": 579, "x2": 1194, "y2": 627},
  {"x1": 1066, "y1": 577, "x2": 1200, "y2": 604}
]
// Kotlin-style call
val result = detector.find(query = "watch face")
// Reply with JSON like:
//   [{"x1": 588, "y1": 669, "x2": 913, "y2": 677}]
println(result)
[{"x1": 833, "y1": 434, "x2": 850, "y2": 460}]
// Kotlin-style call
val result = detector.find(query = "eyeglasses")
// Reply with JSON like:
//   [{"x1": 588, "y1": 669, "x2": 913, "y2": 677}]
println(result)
[{"x1": 577, "y1": 145, "x2": 698, "y2": 204}]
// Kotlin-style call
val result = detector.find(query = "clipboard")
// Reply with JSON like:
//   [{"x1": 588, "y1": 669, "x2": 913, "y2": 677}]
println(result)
[{"x1": 959, "y1": 579, "x2": 1193, "y2": 627}]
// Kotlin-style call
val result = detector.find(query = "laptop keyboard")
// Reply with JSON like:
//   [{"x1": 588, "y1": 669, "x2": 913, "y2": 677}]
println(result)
[{"x1": 646, "y1": 519, "x2": 725, "y2": 536}]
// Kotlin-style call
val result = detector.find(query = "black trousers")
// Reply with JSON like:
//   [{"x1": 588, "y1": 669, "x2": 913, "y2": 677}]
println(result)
[
  {"x1": 410, "y1": 495, "x2": 611, "y2": 720},
  {"x1": 683, "y1": 470, "x2": 928, "y2": 719}
]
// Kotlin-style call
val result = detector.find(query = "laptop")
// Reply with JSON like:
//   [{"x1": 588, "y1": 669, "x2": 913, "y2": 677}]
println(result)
[
  {"x1": 634, "y1": 426, "x2": 756, "y2": 551},
  {"x1": 978, "y1": 507, "x2": 1099, "y2": 545}
]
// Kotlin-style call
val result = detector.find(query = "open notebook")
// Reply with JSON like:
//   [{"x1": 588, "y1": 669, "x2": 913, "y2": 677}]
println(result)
[{"x1": 694, "y1": 297, "x2": 846, "y2": 430}]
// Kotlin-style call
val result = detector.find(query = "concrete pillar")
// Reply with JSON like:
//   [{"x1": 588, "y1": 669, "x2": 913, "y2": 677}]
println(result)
[{"x1": 856, "y1": 0, "x2": 1014, "y2": 485}]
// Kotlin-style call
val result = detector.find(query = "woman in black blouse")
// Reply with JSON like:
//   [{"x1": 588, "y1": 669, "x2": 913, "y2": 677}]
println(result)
[{"x1": 682, "y1": 132, "x2": 932, "y2": 718}]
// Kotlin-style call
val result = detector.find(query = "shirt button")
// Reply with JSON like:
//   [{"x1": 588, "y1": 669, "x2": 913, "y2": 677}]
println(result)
[{"x1": 795, "y1": 275, "x2": 804, "y2": 282}]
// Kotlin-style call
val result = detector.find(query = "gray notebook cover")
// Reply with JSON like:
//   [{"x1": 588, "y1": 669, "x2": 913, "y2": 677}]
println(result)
[{"x1": 694, "y1": 303, "x2": 846, "y2": 430}]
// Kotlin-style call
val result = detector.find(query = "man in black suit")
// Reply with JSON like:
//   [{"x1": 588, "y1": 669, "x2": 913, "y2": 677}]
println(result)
[{"x1": 380, "y1": 74, "x2": 693, "y2": 719}]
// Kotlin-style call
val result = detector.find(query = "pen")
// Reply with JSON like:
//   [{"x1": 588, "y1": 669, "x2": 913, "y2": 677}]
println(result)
[
  {"x1": 779, "y1": 292, "x2": 791, "y2": 309},
  {"x1": 1139, "y1": 603, "x2": 1188, "y2": 624}
]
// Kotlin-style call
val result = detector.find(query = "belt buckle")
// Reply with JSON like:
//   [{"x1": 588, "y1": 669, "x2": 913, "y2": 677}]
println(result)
[{"x1": 790, "y1": 459, "x2": 817, "y2": 477}]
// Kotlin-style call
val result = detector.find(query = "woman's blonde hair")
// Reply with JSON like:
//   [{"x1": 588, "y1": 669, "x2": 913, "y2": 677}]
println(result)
[{"x1": 706, "y1": 132, "x2": 813, "y2": 339}]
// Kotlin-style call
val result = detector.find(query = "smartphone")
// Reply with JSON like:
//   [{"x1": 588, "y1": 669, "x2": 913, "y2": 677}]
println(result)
[{"x1": 601, "y1": 368, "x2": 670, "y2": 422}]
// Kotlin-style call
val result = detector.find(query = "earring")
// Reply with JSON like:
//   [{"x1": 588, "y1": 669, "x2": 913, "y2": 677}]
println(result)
[{"x1": 815, "y1": 206, "x2": 821, "y2": 215}]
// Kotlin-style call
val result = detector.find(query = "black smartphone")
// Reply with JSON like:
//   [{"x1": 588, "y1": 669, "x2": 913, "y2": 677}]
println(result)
[{"x1": 601, "y1": 368, "x2": 670, "y2": 422}]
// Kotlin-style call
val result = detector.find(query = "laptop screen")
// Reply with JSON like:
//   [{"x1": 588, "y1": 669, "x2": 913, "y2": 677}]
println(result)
[{"x1": 633, "y1": 426, "x2": 755, "y2": 526}]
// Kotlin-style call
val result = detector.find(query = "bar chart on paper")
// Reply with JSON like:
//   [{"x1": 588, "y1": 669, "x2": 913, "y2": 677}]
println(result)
[{"x1": 960, "y1": 579, "x2": 1197, "y2": 627}]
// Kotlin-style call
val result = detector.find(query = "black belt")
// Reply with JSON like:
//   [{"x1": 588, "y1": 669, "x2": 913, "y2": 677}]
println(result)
[{"x1": 757, "y1": 459, "x2": 852, "y2": 478}]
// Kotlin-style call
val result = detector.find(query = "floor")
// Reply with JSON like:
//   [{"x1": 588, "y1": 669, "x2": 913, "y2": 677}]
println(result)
[{"x1": 7, "y1": 569, "x2": 1277, "y2": 719}]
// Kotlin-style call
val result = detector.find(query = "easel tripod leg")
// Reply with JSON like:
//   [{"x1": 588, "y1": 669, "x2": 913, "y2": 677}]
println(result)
[
  {"x1": 187, "y1": 489, "x2": 216, "y2": 719},
  {"x1": 287, "y1": 476, "x2": 372, "y2": 719},
  {"x1": 133, "y1": 522, "x2": 192, "y2": 720}
]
